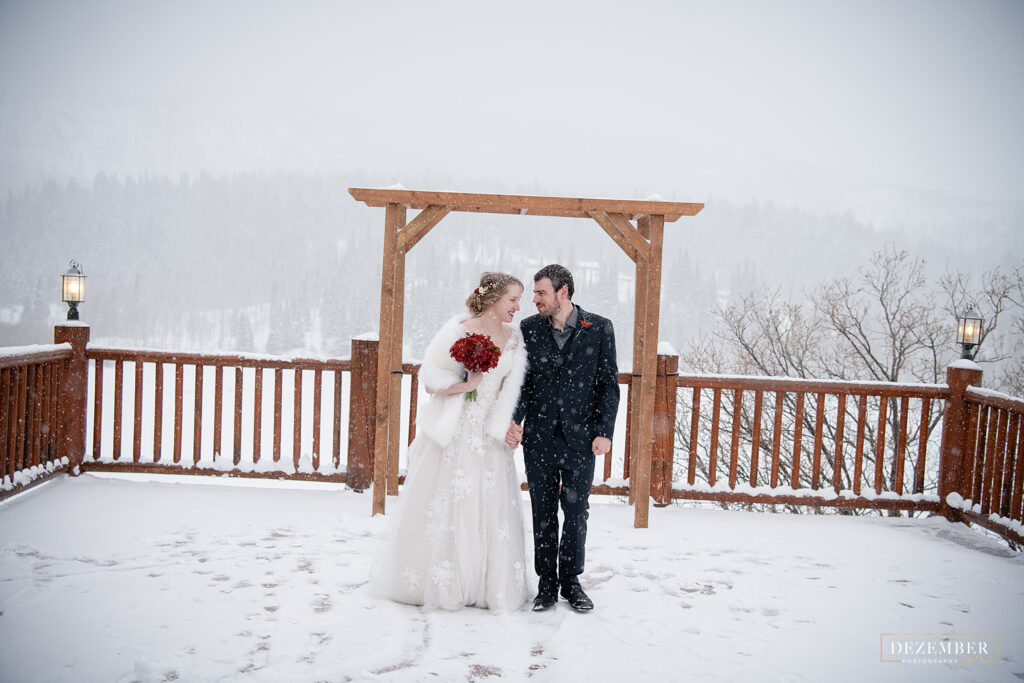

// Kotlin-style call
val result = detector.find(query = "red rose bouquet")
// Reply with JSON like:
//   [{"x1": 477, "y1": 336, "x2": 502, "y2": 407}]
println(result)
[{"x1": 449, "y1": 333, "x2": 501, "y2": 401}]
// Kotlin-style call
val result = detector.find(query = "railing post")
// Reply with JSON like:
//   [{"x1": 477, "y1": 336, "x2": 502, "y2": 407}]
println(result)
[
  {"x1": 54, "y1": 323, "x2": 90, "y2": 474},
  {"x1": 938, "y1": 361, "x2": 983, "y2": 520},
  {"x1": 347, "y1": 337, "x2": 379, "y2": 491},
  {"x1": 652, "y1": 351, "x2": 678, "y2": 507}
]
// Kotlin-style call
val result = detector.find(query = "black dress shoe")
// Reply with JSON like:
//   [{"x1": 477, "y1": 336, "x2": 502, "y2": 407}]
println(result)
[
  {"x1": 560, "y1": 581, "x2": 594, "y2": 612},
  {"x1": 532, "y1": 578, "x2": 558, "y2": 612},
  {"x1": 532, "y1": 588, "x2": 558, "y2": 612}
]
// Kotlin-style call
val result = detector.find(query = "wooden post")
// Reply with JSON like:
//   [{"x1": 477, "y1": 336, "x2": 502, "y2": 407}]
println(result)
[
  {"x1": 938, "y1": 362, "x2": 984, "y2": 520},
  {"x1": 348, "y1": 338, "x2": 379, "y2": 492},
  {"x1": 54, "y1": 323, "x2": 89, "y2": 473},
  {"x1": 371, "y1": 202, "x2": 406, "y2": 515},
  {"x1": 651, "y1": 351, "x2": 678, "y2": 506},
  {"x1": 632, "y1": 214, "x2": 665, "y2": 528}
]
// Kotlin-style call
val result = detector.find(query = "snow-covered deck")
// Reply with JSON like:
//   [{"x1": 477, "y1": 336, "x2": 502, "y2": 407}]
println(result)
[{"x1": 1, "y1": 473, "x2": 1022, "y2": 682}]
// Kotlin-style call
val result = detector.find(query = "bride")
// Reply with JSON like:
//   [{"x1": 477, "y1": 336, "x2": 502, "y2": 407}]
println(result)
[{"x1": 371, "y1": 272, "x2": 531, "y2": 611}]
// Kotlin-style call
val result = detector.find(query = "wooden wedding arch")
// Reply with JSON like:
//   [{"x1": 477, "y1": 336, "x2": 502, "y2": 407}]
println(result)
[{"x1": 348, "y1": 188, "x2": 704, "y2": 528}]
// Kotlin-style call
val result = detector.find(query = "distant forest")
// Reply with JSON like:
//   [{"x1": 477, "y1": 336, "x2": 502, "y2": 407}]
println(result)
[{"x1": 2, "y1": 172, "x2": 1020, "y2": 371}]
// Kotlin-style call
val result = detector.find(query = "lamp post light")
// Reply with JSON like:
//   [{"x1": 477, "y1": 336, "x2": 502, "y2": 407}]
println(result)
[
  {"x1": 61, "y1": 259, "x2": 86, "y2": 321},
  {"x1": 956, "y1": 306, "x2": 983, "y2": 360}
]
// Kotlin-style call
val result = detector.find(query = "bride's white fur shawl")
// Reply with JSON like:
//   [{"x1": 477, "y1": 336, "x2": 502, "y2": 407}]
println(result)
[{"x1": 416, "y1": 315, "x2": 527, "y2": 448}]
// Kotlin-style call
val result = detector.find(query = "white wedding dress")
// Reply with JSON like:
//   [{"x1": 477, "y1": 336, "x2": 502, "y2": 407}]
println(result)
[{"x1": 371, "y1": 333, "x2": 530, "y2": 611}]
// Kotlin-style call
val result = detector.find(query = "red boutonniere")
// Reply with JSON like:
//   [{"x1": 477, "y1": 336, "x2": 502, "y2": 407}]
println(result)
[{"x1": 575, "y1": 318, "x2": 592, "y2": 340}]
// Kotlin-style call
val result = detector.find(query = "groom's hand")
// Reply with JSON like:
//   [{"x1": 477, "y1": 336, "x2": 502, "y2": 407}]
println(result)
[
  {"x1": 591, "y1": 436, "x2": 611, "y2": 456},
  {"x1": 505, "y1": 421, "x2": 523, "y2": 449}
]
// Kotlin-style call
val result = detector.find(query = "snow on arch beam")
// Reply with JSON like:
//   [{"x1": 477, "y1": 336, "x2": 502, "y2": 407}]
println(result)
[{"x1": 347, "y1": 188, "x2": 703, "y2": 222}]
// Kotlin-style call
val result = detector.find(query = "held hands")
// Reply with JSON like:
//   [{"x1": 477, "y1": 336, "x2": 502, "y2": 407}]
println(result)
[
  {"x1": 592, "y1": 436, "x2": 611, "y2": 457},
  {"x1": 505, "y1": 420, "x2": 524, "y2": 449}
]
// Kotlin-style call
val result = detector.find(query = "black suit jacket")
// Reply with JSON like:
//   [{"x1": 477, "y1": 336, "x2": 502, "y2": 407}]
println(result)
[{"x1": 514, "y1": 306, "x2": 620, "y2": 451}]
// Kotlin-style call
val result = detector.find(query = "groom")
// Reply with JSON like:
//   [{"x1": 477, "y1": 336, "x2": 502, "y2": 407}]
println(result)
[{"x1": 506, "y1": 264, "x2": 620, "y2": 612}]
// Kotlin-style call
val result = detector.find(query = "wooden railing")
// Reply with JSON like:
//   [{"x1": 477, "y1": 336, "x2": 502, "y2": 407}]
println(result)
[
  {"x1": 85, "y1": 348, "x2": 350, "y2": 474},
  {"x1": 1, "y1": 343, "x2": 74, "y2": 495},
  {"x1": 662, "y1": 375, "x2": 947, "y2": 511},
  {"x1": 2, "y1": 326, "x2": 1021, "y2": 547},
  {"x1": 952, "y1": 385, "x2": 1024, "y2": 541}
]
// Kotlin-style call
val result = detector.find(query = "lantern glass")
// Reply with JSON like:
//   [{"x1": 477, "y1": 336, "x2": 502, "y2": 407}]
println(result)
[
  {"x1": 956, "y1": 308, "x2": 982, "y2": 346},
  {"x1": 62, "y1": 273, "x2": 85, "y2": 303}
]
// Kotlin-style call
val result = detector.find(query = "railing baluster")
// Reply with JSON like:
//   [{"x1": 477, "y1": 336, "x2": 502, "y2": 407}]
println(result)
[
  {"x1": 729, "y1": 389, "x2": 742, "y2": 488},
  {"x1": 92, "y1": 360, "x2": 103, "y2": 461},
  {"x1": 133, "y1": 361, "x2": 143, "y2": 463},
  {"x1": 153, "y1": 363, "x2": 163, "y2": 462},
  {"x1": 688, "y1": 387, "x2": 700, "y2": 486},
  {"x1": 14, "y1": 367, "x2": 27, "y2": 473},
  {"x1": 750, "y1": 389, "x2": 762, "y2": 487},
  {"x1": 408, "y1": 370, "x2": 418, "y2": 447},
  {"x1": 791, "y1": 392, "x2": 804, "y2": 489},
  {"x1": 333, "y1": 369, "x2": 342, "y2": 471},
  {"x1": 254, "y1": 368, "x2": 263, "y2": 464},
  {"x1": 113, "y1": 360, "x2": 124, "y2": 461},
  {"x1": 990, "y1": 409, "x2": 1009, "y2": 516},
  {"x1": 0, "y1": 368, "x2": 9, "y2": 474},
  {"x1": 273, "y1": 369, "x2": 282, "y2": 462},
  {"x1": 193, "y1": 364, "x2": 204, "y2": 465},
  {"x1": 811, "y1": 392, "x2": 825, "y2": 490},
  {"x1": 173, "y1": 364, "x2": 184, "y2": 464},
  {"x1": 875, "y1": 395, "x2": 888, "y2": 494},
  {"x1": 916, "y1": 398, "x2": 931, "y2": 496},
  {"x1": 50, "y1": 364, "x2": 61, "y2": 462},
  {"x1": 30, "y1": 364, "x2": 42, "y2": 467},
  {"x1": 37, "y1": 366, "x2": 45, "y2": 464},
  {"x1": 980, "y1": 407, "x2": 999, "y2": 515},
  {"x1": 1013, "y1": 416, "x2": 1024, "y2": 523},
  {"x1": 1002, "y1": 413, "x2": 1019, "y2": 519},
  {"x1": 3, "y1": 369, "x2": 11, "y2": 473},
  {"x1": 895, "y1": 396, "x2": 909, "y2": 495},
  {"x1": 233, "y1": 367, "x2": 243, "y2": 466},
  {"x1": 833, "y1": 394, "x2": 846, "y2": 493},
  {"x1": 853, "y1": 394, "x2": 867, "y2": 495},
  {"x1": 313, "y1": 369, "x2": 323, "y2": 471},
  {"x1": 972, "y1": 405, "x2": 989, "y2": 504},
  {"x1": 623, "y1": 382, "x2": 632, "y2": 481},
  {"x1": 709, "y1": 388, "x2": 721, "y2": 487},
  {"x1": 770, "y1": 391, "x2": 783, "y2": 488},
  {"x1": 214, "y1": 366, "x2": 224, "y2": 461},
  {"x1": 293, "y1": 369, "x2": 303, "y2": 470}
]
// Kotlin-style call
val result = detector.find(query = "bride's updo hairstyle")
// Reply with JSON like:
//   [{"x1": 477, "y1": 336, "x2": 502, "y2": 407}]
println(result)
[{"x1": 466, "y1": 272, "x2": 524, "y2": 316}]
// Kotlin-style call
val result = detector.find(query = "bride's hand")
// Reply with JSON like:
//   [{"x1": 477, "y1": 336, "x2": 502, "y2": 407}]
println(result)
[{"x1": 463, "y1": 370, "x2": 484, "y2": 392}]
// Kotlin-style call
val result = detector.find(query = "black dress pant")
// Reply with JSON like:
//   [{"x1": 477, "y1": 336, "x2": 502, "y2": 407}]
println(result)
[{"x1": 523, "y1": 427, "x2": 595, "y2": 585}]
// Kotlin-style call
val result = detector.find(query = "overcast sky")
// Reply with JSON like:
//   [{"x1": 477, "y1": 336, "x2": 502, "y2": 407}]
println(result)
[{"x1": 2, "y1": 0, "x2": 1023, "y2": 214}]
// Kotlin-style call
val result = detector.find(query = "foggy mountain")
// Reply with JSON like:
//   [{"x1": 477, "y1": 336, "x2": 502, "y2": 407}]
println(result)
[{"x1": 2, "y1": 170, "x2": 1018, "y2": 368}]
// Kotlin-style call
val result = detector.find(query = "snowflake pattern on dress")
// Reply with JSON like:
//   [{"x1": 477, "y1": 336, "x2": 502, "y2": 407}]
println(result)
[
  {"x1": 429, "y1": 560, "x2": 453, "y2": 593},
  {"x1": 451, "y1": 468, "x2": 473, "y2": 500}
]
